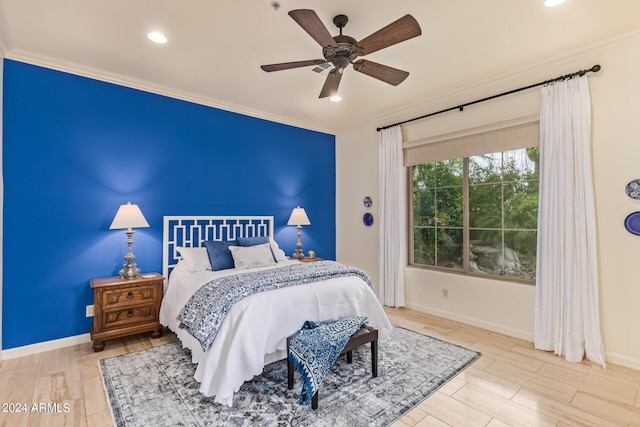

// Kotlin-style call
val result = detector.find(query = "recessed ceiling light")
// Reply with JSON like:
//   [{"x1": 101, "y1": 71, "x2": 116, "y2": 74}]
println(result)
[
  {"x1": 329, "y1": 95, "x2": 342, "y2": 102},
  {"x1": 544, "y1": 0, "x2": 566, "y2": 6},
  {"x1": 147, "y1": 31, "x2": 168, "y2": 44}
]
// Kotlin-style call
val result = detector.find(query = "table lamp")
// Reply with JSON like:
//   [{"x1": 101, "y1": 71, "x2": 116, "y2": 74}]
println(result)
[
  {"x1": 287, "y1": 206, "x2": 311, "y2": 259},
  {"x1": 110, "y1": 201, "x2": 149, "y2": 279}
]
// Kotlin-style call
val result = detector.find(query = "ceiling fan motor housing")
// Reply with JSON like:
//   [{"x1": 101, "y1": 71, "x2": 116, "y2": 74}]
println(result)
[
  {"x1": 323, "y1": 39, "x2": 359, "y2": 71},
  {"x1": 321, "y1": 14, "x2": 361, "y2": 72}
]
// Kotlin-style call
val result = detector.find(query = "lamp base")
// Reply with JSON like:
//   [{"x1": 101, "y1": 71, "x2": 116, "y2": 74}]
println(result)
[
  {"x1": 291, "y1": 249, "x2": 305, "y2": 259},
  {"x1": 119, "y1": 262, "x2": 141, "y2": 279},
  {"x1": 119, "y1": 229, "x2": 141, "y2": 279},
  {"x1": 291, "y1": 224, "x2": 305, "y2": 259}
]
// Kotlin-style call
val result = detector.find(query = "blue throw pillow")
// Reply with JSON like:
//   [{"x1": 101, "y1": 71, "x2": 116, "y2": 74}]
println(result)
[
  {"x1": 237, "y1": 236, "x2": 269, "y2": 246},
  {"x1": 204, "y1": 240, "x2": 238, "y2": 271},
  {"x1": 237, "y1": 236, "x2": 277, "y2": 262}
]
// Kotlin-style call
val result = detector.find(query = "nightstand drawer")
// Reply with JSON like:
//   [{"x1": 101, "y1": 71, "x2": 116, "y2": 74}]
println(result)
[
  {"x1": 102, "y1": 285, "x2": 158, "y2": 309},
  {"x1": 102, "y1": 304, "x2": 156, "y2": 330}
]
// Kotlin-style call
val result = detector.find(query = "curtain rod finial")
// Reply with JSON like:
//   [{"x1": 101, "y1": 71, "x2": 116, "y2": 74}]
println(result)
[{"x1": 591, "y1": 64, "x2": 601, "y2": 73}]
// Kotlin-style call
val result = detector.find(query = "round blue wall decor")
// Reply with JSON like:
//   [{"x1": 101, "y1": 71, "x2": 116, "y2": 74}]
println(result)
[
  {"x1": 363, "y1": 213, "x2": 374, "y2": 226},
  {"x1": 624, "y1": 211, "x2": 640, "y2": 235}
]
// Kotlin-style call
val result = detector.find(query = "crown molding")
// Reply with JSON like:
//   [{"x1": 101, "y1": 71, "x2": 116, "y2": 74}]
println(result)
[
  {"x1": 3, "y1": 48, "x2": 330, "y2": 134},
  {"x1": 4, "y1": 26, "x2": 640, "y2": 135},
  {"x1": 367, "y1": 29, "x2": 640, "y2": 133}
]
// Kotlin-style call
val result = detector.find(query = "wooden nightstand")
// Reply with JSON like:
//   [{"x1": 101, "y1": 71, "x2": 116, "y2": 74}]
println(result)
[{"x1": 90, "y1": 272, "x2": 164, "y2": 352}]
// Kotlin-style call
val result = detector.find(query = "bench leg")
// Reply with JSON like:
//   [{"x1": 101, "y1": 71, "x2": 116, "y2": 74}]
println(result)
[
  {"x1": 287, "y1": 338, "x2": 294, "y2": 390},
  {"x1": 288, "y1": 359, "x2": 294, "y2": 389},
  {"x1": 371, "y1": 340, "x2": 378, "y2": 377},
  {"x1": 312, "y1": 391, "x2": 318, "y2": 410},
  {"x1": 346, "y1": 350, "x2": 353, "y2": 364}
]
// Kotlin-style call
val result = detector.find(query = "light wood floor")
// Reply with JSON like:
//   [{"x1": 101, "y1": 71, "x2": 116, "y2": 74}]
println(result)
[{"x1": 1, "y1": 307, "x2": 639, "y2": 426}]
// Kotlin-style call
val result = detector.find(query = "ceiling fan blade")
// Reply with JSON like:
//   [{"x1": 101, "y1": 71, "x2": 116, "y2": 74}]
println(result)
[
  {"x1": 261, "y1": 59, "x2": 327, "y2": 72},
  {"x1": 319, "y1": 69, "x2": 343, "y2": 98},
  {"x1": 353, "y1": 60, "x2": 409, "y2": 86},
  {"x1": 357, "y1": 14, "x2": 421, "y2": 56},
  {"x1": 289, "y1": 9, "x2": 338, "y2": 48}
]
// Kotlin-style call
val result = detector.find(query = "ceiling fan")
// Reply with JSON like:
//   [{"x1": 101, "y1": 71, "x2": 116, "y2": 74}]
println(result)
[{"x1": 260, "y1": 9, "x2": 422, "y2": 98}]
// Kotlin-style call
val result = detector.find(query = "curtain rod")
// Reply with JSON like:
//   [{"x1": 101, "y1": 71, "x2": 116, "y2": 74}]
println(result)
[{"x1": 376, "y1": 64, "x2": 602, "y2": 132}]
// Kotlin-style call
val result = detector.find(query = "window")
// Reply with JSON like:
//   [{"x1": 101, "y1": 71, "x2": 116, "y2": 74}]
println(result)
[{"x1": 410, "y1": 147, "x2": 539, "y2": 281}]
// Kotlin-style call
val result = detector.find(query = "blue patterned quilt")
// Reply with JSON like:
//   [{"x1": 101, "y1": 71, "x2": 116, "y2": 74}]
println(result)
[
  {"x1": 177, "y1": 261, "x2": 373, "y2": 351},
  {"x1": 289, "y1": 316, "x2": 368, "y2": 405}
]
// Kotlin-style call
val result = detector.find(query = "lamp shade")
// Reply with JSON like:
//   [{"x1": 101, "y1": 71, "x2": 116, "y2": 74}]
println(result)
[
  {"x1": 109, "y1": 201, "x2": 150, "y2": 230},
  {"x1": 287, "y1": 206, "x2": 311, "y2": 226}
]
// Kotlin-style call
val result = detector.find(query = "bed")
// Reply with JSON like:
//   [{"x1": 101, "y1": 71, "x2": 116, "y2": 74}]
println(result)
[{"x1": 159, "y1": 215, "x2": 392, "y2": 407}]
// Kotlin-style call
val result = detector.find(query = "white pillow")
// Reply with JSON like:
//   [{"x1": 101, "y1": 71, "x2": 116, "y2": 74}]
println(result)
[
  {"x1": 176, "y1": 246, "x2": 212, "y2": 273},
  {"x1": 229, "y1": 243, "x2": 277, "y2": 270},
  {"x1": 269, "y1": 237, "x2": 289, "y2": 262}
]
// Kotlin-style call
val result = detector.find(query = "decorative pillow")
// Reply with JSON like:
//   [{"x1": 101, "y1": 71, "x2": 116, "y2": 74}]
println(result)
[
  {"x1": 176, "y1": 246, "x2": 211, "y2": 273},
  {"x1": 228, "y1": 243, "x2": 276, "y2": 270},
  {"x1": 269, "y1": 237, "x2": 289, "y2": 262},
  {"x1": 204, "y1": 240, "x2": 238, "y2": 271},
  {"x1": 238, "y1": 235, "x2": 279, "y2": 262}
]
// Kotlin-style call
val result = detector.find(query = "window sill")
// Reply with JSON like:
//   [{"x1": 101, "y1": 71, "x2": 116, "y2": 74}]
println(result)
[{"x1": 406, "y1": 263, "x2": 535, "y2": 286}]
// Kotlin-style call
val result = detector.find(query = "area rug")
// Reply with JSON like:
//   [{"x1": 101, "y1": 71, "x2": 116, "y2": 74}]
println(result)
[{"x1": 99, "y1": 326, "x2": 480, "y2": 427}]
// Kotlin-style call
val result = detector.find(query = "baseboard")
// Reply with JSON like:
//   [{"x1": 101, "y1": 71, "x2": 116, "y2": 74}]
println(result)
[
  {"x1": 603, "y1": 352, "x2": 640, "y2": 371},
  {"x1": 1, "y1": 333, "x2": 92, "y2": 360},
  {"x1": 404, "y1": 302, "x2": 534, "y2": 342},
  {"x1": 404, "y1": 303, "x2": 640, "y2": 371}
]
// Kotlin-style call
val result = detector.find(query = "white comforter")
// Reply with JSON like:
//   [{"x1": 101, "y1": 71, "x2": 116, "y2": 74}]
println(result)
[{"x1": 159, "y1": 260, "x2": 392, "y2": 406}]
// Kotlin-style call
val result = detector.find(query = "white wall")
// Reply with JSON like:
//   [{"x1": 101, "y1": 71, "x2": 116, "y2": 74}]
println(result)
[
  {"x1": 336, "y1": 31, "x2": 640, "y2": 370},
  {"x1": 336, "y1": 124, "x2": 380, "y2": 276}
]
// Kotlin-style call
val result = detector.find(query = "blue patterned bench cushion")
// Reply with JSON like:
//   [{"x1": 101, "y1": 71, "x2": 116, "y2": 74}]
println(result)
[{"x1": 288, "y1": 316, "x2": 368, "y2": 405}]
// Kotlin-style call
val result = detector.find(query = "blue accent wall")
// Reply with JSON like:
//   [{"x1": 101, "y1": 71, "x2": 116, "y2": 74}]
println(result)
[{"x1": 1, "y1": 59, "x2": 336, "y2": 350}]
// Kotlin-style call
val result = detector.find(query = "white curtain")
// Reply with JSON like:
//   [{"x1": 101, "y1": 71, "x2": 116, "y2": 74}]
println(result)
[
  {"x1": 378, "y1": 125, "x2": 406, "y2": 307},
  {"x1": 534, "y1": 75, "x2": 606, "y2": 367}
]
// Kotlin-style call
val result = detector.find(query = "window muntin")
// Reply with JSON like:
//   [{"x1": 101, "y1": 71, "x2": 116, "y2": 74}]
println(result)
[{"x1": 410, "y1": 147, "x2": 538, "y2": 282}]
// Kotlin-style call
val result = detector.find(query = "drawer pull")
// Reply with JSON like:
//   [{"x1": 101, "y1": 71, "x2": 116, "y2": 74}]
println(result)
[
  {"x1": 127, "y1": 291, "x2": 134, "y2": 298},
  {"x1": 127, "y1": 309, "x2": 134, "y2": 317}
]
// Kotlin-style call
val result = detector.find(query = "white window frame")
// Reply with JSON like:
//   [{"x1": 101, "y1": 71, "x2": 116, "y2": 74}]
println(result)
[{"x1": 405, "y1": 116, "x2": 539, "y2": 284}]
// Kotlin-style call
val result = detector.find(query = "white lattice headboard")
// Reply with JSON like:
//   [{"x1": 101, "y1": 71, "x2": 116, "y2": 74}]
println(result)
[{"x1": 162, "y1": 215, "x2": 275, "y2": 280}]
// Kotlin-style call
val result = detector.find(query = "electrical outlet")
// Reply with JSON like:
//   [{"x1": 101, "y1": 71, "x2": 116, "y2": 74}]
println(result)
[
  {"x1": 86, "y1": 305, "x2": 94, "y2": 317},
  {"x1": 442, "y1": 288, "x2": 449, "y2": 299}
]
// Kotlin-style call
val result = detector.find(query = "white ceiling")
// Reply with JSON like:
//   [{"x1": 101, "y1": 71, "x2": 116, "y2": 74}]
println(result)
[{"x1": 1, "y1": 0, "x2": 639, "y2": 133}]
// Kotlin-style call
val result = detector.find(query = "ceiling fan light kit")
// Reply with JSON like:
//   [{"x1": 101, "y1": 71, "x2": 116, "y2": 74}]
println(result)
[{"x1": 261, "y1": 9, "x2": 422, "y2": 99}]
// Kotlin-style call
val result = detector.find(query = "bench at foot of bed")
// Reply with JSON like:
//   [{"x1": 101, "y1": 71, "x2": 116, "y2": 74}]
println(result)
[{"x1": 287, "y1": 324, "x2": 379, "y2": 410}]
